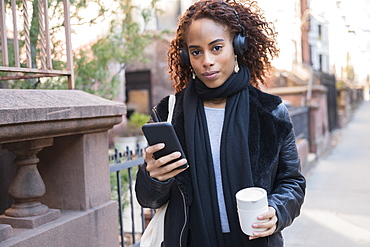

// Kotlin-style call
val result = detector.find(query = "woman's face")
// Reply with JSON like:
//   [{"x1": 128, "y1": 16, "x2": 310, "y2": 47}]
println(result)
[{"x1": 186, "y1": 18, "x2": 235, "y2": 88}]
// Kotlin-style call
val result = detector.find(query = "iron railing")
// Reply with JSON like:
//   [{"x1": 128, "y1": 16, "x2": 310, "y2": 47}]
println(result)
[
  {"x1": 289, "y1": 106, "x2": 310, "y2": 143},
  {"x1": 109, "y1": 145, "x2": 146, "y2": 247},
  {"x1": 0, "y1": 0, "x2": 74, "y2": 88},
  {"x1": 320, "y1": 72, "x2": 338, "y2": 132}
]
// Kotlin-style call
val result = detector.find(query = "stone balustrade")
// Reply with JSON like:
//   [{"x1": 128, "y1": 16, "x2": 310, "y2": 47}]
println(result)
[{"x1": 0, "y1": 89, "x2": 125, "y2": 246}]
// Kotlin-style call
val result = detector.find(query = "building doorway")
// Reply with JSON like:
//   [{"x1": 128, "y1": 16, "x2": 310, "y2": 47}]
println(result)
[{"x1": 125, "y1": 70, "x2": 151, "y2": 118}]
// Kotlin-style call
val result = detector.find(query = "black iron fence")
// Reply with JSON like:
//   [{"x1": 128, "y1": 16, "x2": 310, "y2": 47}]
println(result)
[
  {"x1": 289, "y1": 106, "x2": 310, "y2": 143},
  {"x1": 320, "y1": 72, "x2": 338, "y2": 132},
  {"x1": 109, "y1": 145, "x2": 146, "y2": 247}
]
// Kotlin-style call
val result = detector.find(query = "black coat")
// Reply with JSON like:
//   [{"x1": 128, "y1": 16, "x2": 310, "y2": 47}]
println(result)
[{"x1": 135, "y1": 84, "x2": 306, "y2": 246}]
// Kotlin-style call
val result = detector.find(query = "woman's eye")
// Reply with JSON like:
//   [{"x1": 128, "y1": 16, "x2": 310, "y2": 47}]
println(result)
[
  {"x1": 213, "y1": 45, "x2": 223, "y2": 51},
  {"x1": 190, "y1": 50, "x2": 201, "y2": 56}
]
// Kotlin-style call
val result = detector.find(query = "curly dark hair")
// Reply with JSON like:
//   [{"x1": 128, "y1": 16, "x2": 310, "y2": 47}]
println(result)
[{"x1": 167, "y1": 0, "x2": 279, "y2": 92}]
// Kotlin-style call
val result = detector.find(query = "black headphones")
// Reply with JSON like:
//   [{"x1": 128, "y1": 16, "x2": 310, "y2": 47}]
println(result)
[
  {"x1": 180, "y1": 7, "x2": 248, "y2": 67},
  {"x1": 232, "y1": 9, "x2": 248, "y2": 56}
]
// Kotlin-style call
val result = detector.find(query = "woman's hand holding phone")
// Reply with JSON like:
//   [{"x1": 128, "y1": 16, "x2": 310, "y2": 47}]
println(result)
[{"x1": 144, "y1": 143, "x2": 188, "y2": 181}]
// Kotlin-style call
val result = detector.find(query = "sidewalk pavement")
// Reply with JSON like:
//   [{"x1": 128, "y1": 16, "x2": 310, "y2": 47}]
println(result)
[{"x1": 283, "y1": 101, "x2": 370, "y2": 247}]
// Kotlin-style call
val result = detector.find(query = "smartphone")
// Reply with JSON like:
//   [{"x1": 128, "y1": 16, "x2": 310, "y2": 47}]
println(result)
[{"x1": 142, "y1": 122, "x2": 188, "y2": 169}]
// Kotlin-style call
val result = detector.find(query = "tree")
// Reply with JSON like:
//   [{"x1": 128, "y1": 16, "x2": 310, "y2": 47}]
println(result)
[
  {"x1": 1, "y1": 0, "x2": 164, "y2": 100},
  {"x1": 74, "y1": 0, "x2": 165, "y2": 99},
  {"x1": 1, "y1": 0, "x2": 108, "y2": 86}
]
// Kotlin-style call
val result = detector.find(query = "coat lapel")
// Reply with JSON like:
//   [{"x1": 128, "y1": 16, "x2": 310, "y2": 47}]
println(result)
[{"x1": 247, "y1": 85, "x2": 292, "y2": 191}]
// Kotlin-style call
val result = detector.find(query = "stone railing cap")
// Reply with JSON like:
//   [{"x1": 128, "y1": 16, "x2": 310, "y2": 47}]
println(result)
[{"x1": 0, "y1": 89, "x2": 126, "y2": 125}]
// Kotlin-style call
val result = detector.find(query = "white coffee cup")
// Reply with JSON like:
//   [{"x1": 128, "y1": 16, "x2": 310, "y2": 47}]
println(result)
[{"x1": 235, "y1": 187, "x2": 268, "y2": 236}]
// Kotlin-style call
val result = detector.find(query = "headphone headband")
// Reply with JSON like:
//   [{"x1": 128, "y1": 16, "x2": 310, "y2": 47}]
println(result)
[{"x1": 233, "y1": 9, "x2": 246, "y2": 36}]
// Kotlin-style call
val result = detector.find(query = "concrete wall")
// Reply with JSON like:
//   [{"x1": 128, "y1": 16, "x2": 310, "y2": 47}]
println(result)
[{"x1": 0, "y1": 89, "x2": 125, "y2": 246}]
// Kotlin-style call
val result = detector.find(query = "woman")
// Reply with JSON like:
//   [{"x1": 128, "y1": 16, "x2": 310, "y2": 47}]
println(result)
[{"x1": 135, "y1": 0, "x2": 306, "y2": 246}]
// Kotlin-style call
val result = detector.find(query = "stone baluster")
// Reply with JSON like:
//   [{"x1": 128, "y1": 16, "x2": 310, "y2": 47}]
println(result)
[{"x1": 0, "y1": 138, "x2": 60, "y2": 229}]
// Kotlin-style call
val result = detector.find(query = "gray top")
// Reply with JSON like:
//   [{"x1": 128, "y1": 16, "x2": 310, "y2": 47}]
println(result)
[{"x1": 204, "y1": 106, "x2": 230, "y2": 233}]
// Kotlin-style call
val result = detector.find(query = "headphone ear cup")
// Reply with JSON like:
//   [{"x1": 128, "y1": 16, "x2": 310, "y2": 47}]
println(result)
[
  {"x1": 180, "y1": 47, "x2": 190, "y2": 67},
  {"x1": 233, "y1": 34, "x2": 248, "y2": 56}
]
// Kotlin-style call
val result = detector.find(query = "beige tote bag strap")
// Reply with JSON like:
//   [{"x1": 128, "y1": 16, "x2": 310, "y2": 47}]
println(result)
[{"x1": 167, "y1": 95, "x2": 176, "y2": 123}]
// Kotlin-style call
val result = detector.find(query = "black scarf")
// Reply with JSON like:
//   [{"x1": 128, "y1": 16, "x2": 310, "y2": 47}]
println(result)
[{"x1": 184, "y1": 66, "x2": 268, "y2": 246}]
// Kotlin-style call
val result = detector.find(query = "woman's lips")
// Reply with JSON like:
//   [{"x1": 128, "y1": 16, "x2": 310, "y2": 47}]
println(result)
[{"x1": 202, "y1": 71, "x2": 218, "y2": 80}]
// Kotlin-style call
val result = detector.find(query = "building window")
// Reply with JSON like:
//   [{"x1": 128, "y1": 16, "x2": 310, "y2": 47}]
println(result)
[{"x1": 318, "y1": 24, "x2": 322, "y2": 40}]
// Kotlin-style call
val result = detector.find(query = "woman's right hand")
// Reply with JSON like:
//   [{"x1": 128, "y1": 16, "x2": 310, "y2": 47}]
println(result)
[{"x1": 144, "y1": 143, "x2": 188, "y2": 181}]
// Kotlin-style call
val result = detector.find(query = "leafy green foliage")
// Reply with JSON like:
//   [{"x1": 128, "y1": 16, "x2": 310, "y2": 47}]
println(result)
[
  {"x1": 128, "y1": 112, "x2": 150, "y2": 127},
  {"x1": 1, "y1": 0, "x2": 164, "y2": 100},
  {"x1": 72, "y1": 0, "x2": 164, "y2": 99},
  {"x1": 121, "y1": 112, "x2": 150, "y2": 136}
]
